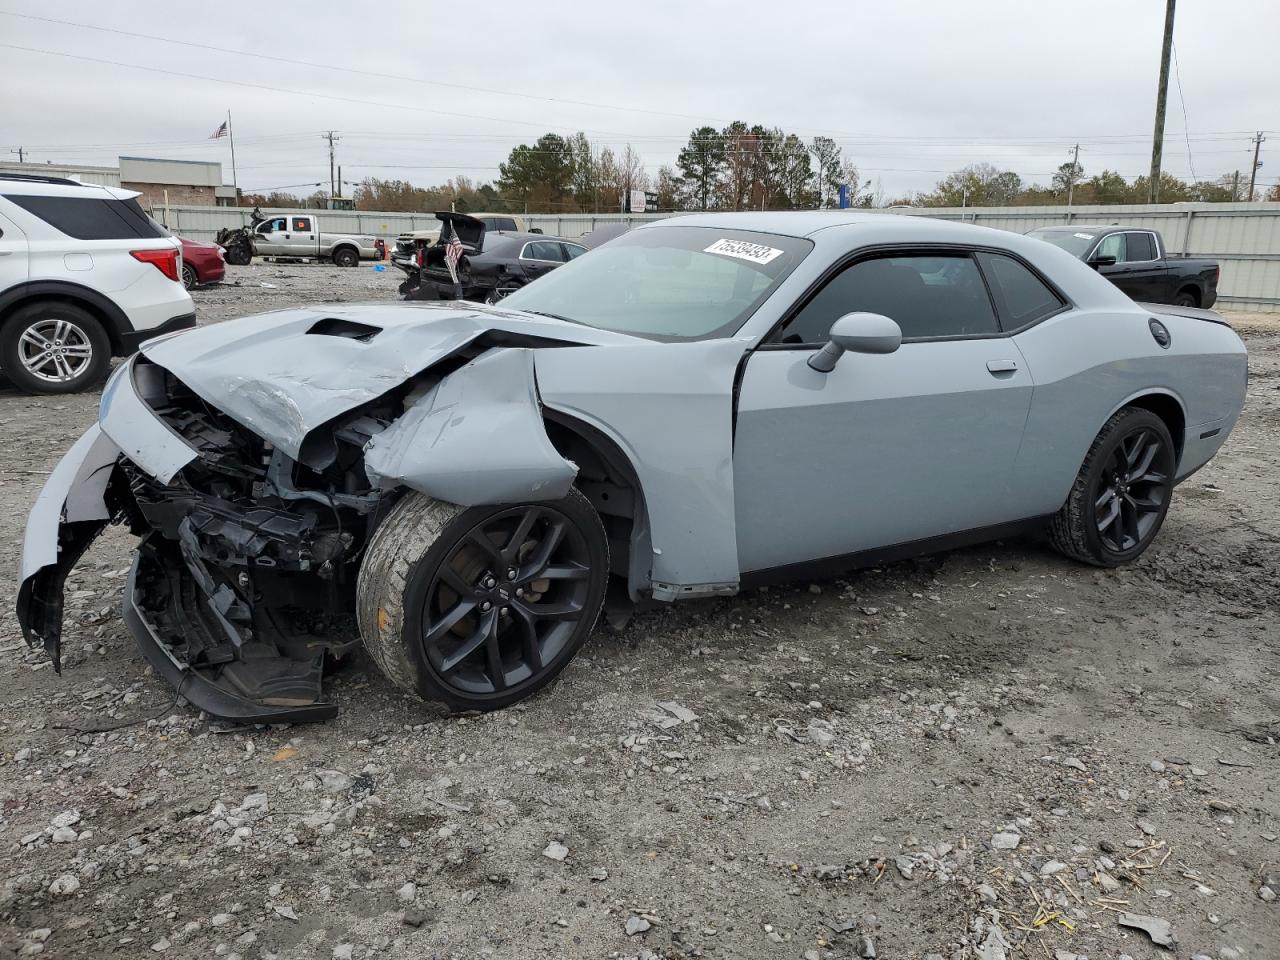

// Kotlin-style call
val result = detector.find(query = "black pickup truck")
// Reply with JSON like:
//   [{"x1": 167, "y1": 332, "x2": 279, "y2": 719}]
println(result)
[{"x1": 1026, "y1": 224, "x2": 1219, "y2": 308}]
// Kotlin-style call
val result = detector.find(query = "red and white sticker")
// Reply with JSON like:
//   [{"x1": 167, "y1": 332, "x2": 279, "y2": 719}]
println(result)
[{"x1": 703, "y1": 238, "x2": 784, "y2": 264}]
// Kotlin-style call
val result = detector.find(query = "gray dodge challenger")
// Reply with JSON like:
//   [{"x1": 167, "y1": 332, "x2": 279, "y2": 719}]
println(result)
[{"x1": 18, "y1": 212, "x2": 1248, "y2": 722}]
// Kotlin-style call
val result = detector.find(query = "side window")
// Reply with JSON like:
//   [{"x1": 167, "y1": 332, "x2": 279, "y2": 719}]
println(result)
[
  {"x1": 524, "y1": 241, "x2": 566, "y2": 262},
  {"x1": 1095, "y1": 233, "x2": 1125, "y2": 261},
  {"x1": 260, "y1": 217, "x2": 286, "y2": 234},
  {"x1": 773, "y1": 253, "x2": 999, "y2": 344},
  {"x1": 1123, "y1": 232, "x2": 1155, "y2": 262},
  {"x1": 3, "y1": 195, "x2": 167, "y2": 240},
  {"x1": 562, "y1": 243, "x2": 587, "y2": 260},
  {"x1": 479, "y1": 218, "x2": 499, "y2": 231},
  {"x1": 977, "y1": 253, "x2": 1065, "y2": 329},
  {"x1": 292, "y1": 217, "x2": 310, "y2": 232},
  {"x1": 497, "y1": 217, "x2": 518, "y2": 232}
]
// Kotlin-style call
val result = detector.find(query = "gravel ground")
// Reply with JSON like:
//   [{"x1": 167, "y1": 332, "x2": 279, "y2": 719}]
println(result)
[{"x1": 0, "y1": 262, "x2": 1277, "y2": 960}]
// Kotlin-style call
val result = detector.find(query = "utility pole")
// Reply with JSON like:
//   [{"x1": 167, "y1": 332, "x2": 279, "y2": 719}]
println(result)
[
  {"x1": 1248, "y1": 131, "x2": 1266, "y2": 201},
  {"x1": 10, "y1": 147, "x2": 24, "y2": 163},
  {"x1": 1232, "y1": 170, "x2": 1240, "y2": 202},
  {"x1": 1066, "y1": 144, "x2": 1081, "y2": 209},
  {"x1": 322, "y1": 131, "x2": 340, "y2": 197},
  {"x1": 1147, "y1": 0, "x2": 1176, "y2": 203}
]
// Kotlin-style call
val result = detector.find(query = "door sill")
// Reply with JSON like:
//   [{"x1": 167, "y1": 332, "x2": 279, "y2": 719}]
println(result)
[{"x1": 739, "y1": 516, "x2": 1053, "y2": 589}]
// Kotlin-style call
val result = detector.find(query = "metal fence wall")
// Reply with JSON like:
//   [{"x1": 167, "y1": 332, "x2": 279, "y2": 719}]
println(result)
[{"x1": 155, "y1": 202, "x2": 1280, "y2": 311}]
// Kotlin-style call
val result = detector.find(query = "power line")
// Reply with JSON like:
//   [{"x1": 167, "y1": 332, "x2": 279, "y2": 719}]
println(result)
[
  {"x1": 1170, "y1": 41, "x2": 1198, "y2": 184},
  {"x1": 0, "y1": 42, "x2": 625, "y2": 135},
  {"x1": 0, "y1": 10, "x2": 724, "y2": 126}
]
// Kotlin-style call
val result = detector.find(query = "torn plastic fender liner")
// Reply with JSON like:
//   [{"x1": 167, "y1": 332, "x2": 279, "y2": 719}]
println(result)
[
  {"x1": 17, "y1": 424, "x2": 123, "y2": 669},
  {"x1": 363, "y1": 347, "x2": 577, "y2": 504}
]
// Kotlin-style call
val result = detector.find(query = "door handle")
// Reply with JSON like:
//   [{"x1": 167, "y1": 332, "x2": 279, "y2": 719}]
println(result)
[{"x1": 986, "y1": 359, "x2": 1018, "y2": 374}]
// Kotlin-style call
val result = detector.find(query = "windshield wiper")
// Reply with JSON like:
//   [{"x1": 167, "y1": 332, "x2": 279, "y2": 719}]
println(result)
[{"x1": 523, "y1": 310, "x2": 582, "y2": 326}]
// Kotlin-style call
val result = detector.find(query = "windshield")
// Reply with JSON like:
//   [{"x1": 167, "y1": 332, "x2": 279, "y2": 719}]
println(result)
[
  {"x1": 1027, "y1": 228, "x2": 1097, "y2": 259},
  {"x1": 500, "y1": 225, "x2": 812, "y2": 340}
]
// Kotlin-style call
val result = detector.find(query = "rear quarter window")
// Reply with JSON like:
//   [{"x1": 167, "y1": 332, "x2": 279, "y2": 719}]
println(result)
[
  {"x1": 977, "y1": 252, "x2": 1065, "y2": 329},
  {"x1": 3, "y1": 194, "x2": 166, "y2": 240}
]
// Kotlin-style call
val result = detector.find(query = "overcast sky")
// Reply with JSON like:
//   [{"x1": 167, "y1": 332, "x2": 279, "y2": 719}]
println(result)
[{"x1": 2, "y1": 0, "x2": 1276, "y2": 201}]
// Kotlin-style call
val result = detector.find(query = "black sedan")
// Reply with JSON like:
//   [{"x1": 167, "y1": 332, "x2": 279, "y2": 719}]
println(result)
[{"x1": 393, "y1": 213, "x2": 586, "y2": 303}]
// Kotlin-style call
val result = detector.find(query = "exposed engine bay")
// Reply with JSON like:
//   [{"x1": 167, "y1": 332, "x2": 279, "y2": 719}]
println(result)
[{"x1": 120, "y1": 362, "x2": 396, "y2": 719}]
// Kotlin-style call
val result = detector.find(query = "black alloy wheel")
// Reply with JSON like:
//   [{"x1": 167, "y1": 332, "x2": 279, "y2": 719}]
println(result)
[
  {"x1": 1050, "y1": 407, "x2": 1177, "y2": 566},
  {"x1": 420, "y1": 504, "x2": 594, "y2": 697},
  {"x1": 1093, "y1": 425, "x2": 1173, "y2": 554}
]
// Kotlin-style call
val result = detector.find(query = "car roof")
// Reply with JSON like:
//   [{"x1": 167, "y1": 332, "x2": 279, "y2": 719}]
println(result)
[
  {"x1": 641, "y1": 210, "x2": 1039, "y2": 243},
  {"x1": 0, "y1": 175, "x2": 142, "y2": 201},
  {"x1": 1030, "y1": 224, "x2": 1135, "y2": 233}
]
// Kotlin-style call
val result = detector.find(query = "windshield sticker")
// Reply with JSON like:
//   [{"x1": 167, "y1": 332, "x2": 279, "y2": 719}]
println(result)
[
  {"x1": 703, "y1": 238, "x2": 784, "y2": 264},
  {"x1": 1073, "y1": 232, "x2": 1095, "y2": 240}
]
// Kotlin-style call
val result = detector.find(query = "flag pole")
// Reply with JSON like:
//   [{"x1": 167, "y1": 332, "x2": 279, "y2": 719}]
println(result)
[{"x1": 227, "y1": 109, "x2": 238, "y2": 196}]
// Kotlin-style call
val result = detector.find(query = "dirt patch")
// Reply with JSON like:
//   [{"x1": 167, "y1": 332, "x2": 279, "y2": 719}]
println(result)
[{"x1": 0, "y1": 265, "x2": 1276, "y2": 959}]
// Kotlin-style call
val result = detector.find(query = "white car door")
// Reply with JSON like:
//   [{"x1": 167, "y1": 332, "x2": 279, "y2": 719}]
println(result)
[
  {"x1": 287, "y1": 215, "x2": 316, "y2": 256},
  {"x1": 254, "y1": 216, "x2": 287, "y2": 257},
  {"x1": 0, "y1": 209, "x2": 29, "y2": 289},
  {"x1": 732, "y1": 250, "x2": 1035, "y2": 574}
]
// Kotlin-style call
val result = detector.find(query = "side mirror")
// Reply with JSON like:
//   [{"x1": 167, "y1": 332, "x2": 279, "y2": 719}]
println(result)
[
  {"x1": 808, "y1": 312, "x2": 902, "y2": 372},
  {"x1": 1088, "y1": 254, "x2": 1117, "y2": 268}
]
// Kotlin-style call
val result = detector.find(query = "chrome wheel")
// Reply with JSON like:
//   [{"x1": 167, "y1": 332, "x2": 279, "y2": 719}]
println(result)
[
  {"x1": 1094, "y1": 426, "x2": 1172, "y2": 553},
  {"x1": 18, "y1": 318, "x2": 95, "y2": 384}
]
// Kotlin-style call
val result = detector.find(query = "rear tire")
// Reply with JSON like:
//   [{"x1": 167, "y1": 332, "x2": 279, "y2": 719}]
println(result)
[
  {"x1": 0, "y1": 301, "x2": 111, "y2": 395},
  {"x1": 356, "y1": 488, "x2": 608, "y2": 712},
  {"x1": 333, "y1": 246, "x2": 359, "y2": 268},
  {"x1": 1173, "y1": 289, "x2": 1198, "y2": 308},
  {"x1": 1049, "y1": 407, "x2": 1176, "y2": 567}
]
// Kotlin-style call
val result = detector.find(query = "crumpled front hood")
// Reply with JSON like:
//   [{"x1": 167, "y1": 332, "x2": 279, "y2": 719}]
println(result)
[{"x1": 139, "y1": 301, "x2": 634, "y2": 459}]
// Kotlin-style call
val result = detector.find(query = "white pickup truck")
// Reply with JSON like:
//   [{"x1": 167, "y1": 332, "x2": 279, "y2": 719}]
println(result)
[{"x1": 223, "y1": 213, "x2": 383, "y2": 267}]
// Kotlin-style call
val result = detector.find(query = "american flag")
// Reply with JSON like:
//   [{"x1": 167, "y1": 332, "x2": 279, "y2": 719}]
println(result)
[
  {"x1": 444, "y1": 225, "x2": 464, "y2": 285},
  {"x1": 209, "y1": 121, "x2": 228, "y2": 139}
]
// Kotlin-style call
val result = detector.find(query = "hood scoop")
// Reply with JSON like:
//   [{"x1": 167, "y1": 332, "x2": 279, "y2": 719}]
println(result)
[{"x1": 307, "y1": 317, "x2": 381, "y2": 341}]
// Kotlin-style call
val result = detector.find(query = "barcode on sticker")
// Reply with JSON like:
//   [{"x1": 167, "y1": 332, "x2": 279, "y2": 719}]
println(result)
[{"x1": 703, "y1": 238, "x2": 783, "y2": 264}]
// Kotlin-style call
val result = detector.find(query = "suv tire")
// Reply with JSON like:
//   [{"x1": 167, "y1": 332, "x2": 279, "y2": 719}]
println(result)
[{"x1": 1, "y1": 301, "x2": 111, "y2": 394}]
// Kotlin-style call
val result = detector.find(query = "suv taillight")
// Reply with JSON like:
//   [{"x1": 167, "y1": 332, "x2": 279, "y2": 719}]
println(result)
[{"x1": 131, "y1": 248, "x2": 180, "y2": 283}]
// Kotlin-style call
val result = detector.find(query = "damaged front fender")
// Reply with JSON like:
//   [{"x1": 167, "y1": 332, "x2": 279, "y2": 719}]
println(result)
[
  {"x1": 17, "y1": 424, "x2": 123, "y2": 669},
  {"x1": 363, "y1": 347, "x2": 577, "y2": 504}
]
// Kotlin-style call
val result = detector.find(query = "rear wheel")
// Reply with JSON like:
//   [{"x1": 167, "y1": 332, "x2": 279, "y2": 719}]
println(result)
[
  {"x1": 1049, "y1": 407, "x2": 1176, "y2": 566},
  {"x1": 1173, "y1": 289, "x2": 1198, "y2": 308},
  {"x1": 0, "y1": 301, "x2": 111, "y2": 394},
  {"x1": 333, "y1": 246, "x2": 359, "y2": 268},
  {"x1": 356, "y1": 488, "x2": 608, "y2": 712}
]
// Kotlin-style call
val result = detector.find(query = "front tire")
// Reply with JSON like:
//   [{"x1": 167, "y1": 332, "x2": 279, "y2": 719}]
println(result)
[
  {"x1": 1049, "y1": 407, "x2": 1176, "y2": 566},
  {"x1": 225, "y1": 240, "x2": 252, "y2": 266},
  {"x1": 356, "y1": 488, "x2": 608, "y2": 712},
  {"x1": 0, "y1": 301, "x2": 111, "y2": 394},
  {"x1": 181, "y1": 263, "x2": 198, "y2": 289}
]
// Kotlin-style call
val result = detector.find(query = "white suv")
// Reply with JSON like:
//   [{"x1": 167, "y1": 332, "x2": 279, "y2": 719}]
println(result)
[{"x1": 0, "y1": 174, "x2": 195, "y2": 394}]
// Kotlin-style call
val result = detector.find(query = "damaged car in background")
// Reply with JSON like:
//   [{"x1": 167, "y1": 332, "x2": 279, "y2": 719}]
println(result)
[
  {"x1": 392, "y1": 211, "x2": 585, "y2": 303},
  {"x1": 19, "y1": 213, "x2": 1248, "y2": 723}
]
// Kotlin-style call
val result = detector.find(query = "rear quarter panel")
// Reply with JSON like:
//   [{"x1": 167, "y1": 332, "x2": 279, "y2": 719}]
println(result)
[{"x1": 1010, "y1": 307, "x2": 1247, "y2": 517}]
